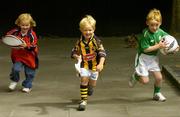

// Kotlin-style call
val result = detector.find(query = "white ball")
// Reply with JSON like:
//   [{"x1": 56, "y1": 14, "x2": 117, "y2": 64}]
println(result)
[{"x1": 160, "y1": 35, "x2": 179, "y2": 55}]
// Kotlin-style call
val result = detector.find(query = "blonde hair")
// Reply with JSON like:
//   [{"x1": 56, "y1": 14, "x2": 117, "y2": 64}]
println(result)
[
  {"x1": 79, "y1": 15, "x2": 96, "y2": 30},
  {"x1": 146, "y1": 8, "x2": 162, "y2": 23},
  {"x1": 15, "y1": 13, "x2": 36, "y2": 27}
]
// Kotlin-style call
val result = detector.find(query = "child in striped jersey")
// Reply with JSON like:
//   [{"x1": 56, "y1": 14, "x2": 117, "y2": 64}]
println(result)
[{"x1": 71, "y1": 15, "x2": 106, "y2": 111}]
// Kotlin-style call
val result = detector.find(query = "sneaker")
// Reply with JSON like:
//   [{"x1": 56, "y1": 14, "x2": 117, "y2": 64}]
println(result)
[
  {"x1": 78, "y1": 100, "x2": 87, "y2": 111},
  {"x1": 129, "y1": 74, "x2": 137, "y2": 88},
  {"x1": 153, "y1": 92, "x2": 166, "y2": 102},
  {"x1": 88, "y1": 86, "x2": 94, "y2": 96},
  {"x1": 22, "y1": 88, "x2": 31, "y2": 93},
  {"x1": 8, "y1": 81, "x2": 17, "y2": 91}
]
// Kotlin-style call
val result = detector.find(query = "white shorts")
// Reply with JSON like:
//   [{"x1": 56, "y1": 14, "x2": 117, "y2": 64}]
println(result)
[
  {"x1": 135, "y1": 53, "x2": 160, "y2": 77},
  {"x1": 80, "y1": 68, "x2": 99, "y2": 80}
]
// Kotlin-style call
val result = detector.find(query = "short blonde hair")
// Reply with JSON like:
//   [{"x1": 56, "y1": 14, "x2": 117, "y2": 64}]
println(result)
[
  {"x1": 79, "y1": 15, "x2": 96, "y2": 30},
  {"x1": 146, "y1": 8, "x2": 162, "y2": 23},
  {"x1": 15, "y1": 13, "x2": 36, "y2": 27}
]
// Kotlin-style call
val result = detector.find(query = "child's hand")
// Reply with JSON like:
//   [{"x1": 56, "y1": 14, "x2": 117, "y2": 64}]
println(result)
[
  {"x1": 159, "y1": 38, "x2": 168, "y2": 49},
  {"x1": 19, "y1": 42, "x2": 27, "y2": 48},
  {"x1": 96, "y1": 64, "x2": 104, "y2": 72},
  {"x1": 175, "y1": 46, "x2": 180, "y2": 52},
  {"x1": 74, "y1": 55, "x2": 81, "y2": 63},
  {"x1": 172, "y1": 46, "x2": 180, "y2": 54}
]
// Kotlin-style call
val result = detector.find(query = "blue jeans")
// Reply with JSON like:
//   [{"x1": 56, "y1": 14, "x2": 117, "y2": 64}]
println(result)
[{"x1": 10, "y1": 62, "x2": 36, "y2": 88}]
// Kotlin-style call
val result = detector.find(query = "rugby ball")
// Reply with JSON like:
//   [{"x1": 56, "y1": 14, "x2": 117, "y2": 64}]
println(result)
[{"x1": 160, "y1": 35, "x2": 179, "y2": 55}]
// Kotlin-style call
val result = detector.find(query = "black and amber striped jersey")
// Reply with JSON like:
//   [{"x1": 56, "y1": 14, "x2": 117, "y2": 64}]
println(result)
[{"x1": 71, "y1": 35, "x2": 106, "y2": 71}]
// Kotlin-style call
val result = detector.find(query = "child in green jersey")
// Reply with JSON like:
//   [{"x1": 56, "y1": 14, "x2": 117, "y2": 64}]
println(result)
[{"x1": 129, "y1": 8, "x2": 169, "y2": 101}]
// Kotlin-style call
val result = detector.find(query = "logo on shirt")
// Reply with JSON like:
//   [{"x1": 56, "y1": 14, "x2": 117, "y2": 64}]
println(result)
[
  {"x1": 83, "y1": 53, "x2": 96, "y2": 61},
  {"x1": 150, "y1": 40, "x2": 154, "y2": 43}
]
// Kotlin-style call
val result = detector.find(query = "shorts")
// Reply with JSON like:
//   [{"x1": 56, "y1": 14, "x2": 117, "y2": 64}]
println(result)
[
  {"x1": 135, "y1": 53, "x2": 161, "y2": 77},
  {"x1": 80, "y1": 68, "x2": 99, "y2": 80}
]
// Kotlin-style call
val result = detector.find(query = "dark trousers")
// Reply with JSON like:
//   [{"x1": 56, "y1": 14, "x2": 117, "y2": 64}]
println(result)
[{"x1": 10, "y1": 62, "x2": 36, "y2": 88}]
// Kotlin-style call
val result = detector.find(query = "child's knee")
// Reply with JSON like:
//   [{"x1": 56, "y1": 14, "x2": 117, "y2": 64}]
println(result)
[
  {"x1": 81, "y1": 80, "x2": 89, "y2": 86},
  {"x1": 140, "y1": 77, "x2": 149, "y2": 84},
  {"x1": 155, "y1": 76, "x2": 163, "y2": 82},
  {"x1": 13, "y1": 67, "x2": 21, "y2": 73}
]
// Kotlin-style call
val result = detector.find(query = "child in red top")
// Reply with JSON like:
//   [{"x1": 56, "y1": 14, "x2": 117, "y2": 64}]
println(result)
[{"x1": 7, "y1": 13, "x2": 39, "y2": 93}]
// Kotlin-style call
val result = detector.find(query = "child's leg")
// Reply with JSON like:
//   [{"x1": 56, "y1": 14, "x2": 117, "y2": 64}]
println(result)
[
  {"x1": 88, "y1": 79, "x2": 96, "y2": 96},
  {"x1": 152, "y1": 71, "x2": 163, "y2": 94},
  {"x1": 129, "y1": 72, "x2": 149, "y2": 87},
  {"x1": 80, "y1": 77, "x2": 89, "y2": 101},
  {"x1": 78, "y1": 68, "x2": 99, "y2": 110},
  {"x1": 78, "y1": 77, "x2": 89, "y2": 111},
  {"x1": 10, "y1": 62, "x2": 23, "y2": 82},
  {"x1": 130, "y1": 53, "x2": 150, "y2": 87},
  {"x1": 79, "y1": 68, "x2": 90, "y2": 101},
  {"x1": 88, "y1": 71, "x2": 98, "y2": 96},
  {"x1": 8, "y1": 62, "x2": 23, "y2": 91},
  {"x1": 151, "y1": 71, "x2": 166, "y2": 101},
  {"x1": 139, "y1": 76, "x2": 149, "y2": 84},
  {"x1": 23, "y1": 65, "x2": 36, "y2": 89},
  {"x1": 88, "y1": 79, "x2": 97, "y2": 87}
]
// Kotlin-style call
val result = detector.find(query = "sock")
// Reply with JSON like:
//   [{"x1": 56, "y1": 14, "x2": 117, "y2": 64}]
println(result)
[
  {"x1": 154, "y1": 85, "x2": 161, "y2": 94},
  {"x1": 80, "y1": 85, "x2": 88, "y2": 101}
]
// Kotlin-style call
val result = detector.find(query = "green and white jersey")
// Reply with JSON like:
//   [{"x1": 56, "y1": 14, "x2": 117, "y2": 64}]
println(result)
[{"x1": 138, "y1": 28, "x2": 168, "y2": 55}]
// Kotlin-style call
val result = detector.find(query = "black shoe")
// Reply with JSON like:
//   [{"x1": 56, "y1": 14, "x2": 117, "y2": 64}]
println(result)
[{"x1": 88, "y1": 86, "x2": 94, "y2": 96}]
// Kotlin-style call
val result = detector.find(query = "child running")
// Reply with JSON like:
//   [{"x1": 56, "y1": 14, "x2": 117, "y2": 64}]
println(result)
[
  {"x1": 6, "y1": 13, "x2": 39, "y2": 93},
  {"x1": 71, "y1": 15, "x2": 106, "y2": 111},
  {"x1": 129, "y1": 8, "x2": 170, "y2": 101}
]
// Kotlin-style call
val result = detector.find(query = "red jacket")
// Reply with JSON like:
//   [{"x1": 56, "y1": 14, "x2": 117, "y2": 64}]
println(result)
[{"x1": 7, "y1": 28, "x2": 39, "y2": 69}]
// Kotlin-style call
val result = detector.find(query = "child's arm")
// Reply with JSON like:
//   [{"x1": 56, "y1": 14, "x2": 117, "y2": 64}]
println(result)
[
  {"x1": 71, "y1": 40, "x2": 81, "y2": 62},
  {"x1": 144, "y1": 39, "x2": 167, "y2": 53},
  {"x1": 96, "y1": 42, "x2": 106, "y2": 72},
  {"x1": 24, "y1": 31, "x2": 38, "y2": 50},
  {"x1": 96, "y1": 57, "x2": 105, "y2": 72},
  {"x1": 72, "y1": 54, "x2": 81, "y2": 62}
]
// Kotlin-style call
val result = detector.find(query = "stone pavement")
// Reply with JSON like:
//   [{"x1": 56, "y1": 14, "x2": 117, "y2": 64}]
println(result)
[
  {"x1": 162, "y1": 65, "x2": 180, "y2": 90},
  {"x1": 0, "y1": 37, "x2": 180, "y2": 117}
]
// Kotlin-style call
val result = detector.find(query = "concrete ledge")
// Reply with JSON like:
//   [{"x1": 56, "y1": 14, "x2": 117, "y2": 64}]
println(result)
[{"x1": 162, "y1": 65, "x2": 180, "y2": 90}]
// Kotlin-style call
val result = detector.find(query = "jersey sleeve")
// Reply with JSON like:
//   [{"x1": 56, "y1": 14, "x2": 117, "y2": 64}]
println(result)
[
  {"x1": 71, "y1": 39, "x2": 80, "y2": 59},
  {"x1": 96, "y1": 38, "x2": 106, "y2": 58},
  {"x1": 6, "y1": 28, "x2": 18, "y2": 35},
  {"x1": 25, "y1": 30, "x2": 38, "y2": 51}
]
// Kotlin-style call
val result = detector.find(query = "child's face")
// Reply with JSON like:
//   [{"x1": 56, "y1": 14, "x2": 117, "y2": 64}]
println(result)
[
  {"x1": 19, "y1": 21, "x2": 31, "y2": 34},
  {"x1": 146, "y1": 19, "x2": 161, "y2": 33},
  {"x1": 80, "y1": 24, "x2": 95, "y2": 40}
]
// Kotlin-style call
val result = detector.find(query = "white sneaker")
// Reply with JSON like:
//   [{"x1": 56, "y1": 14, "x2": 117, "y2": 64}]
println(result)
[
  {"x1": 22, "y1": 88, "x2": 31, "y2": 93},
  {"x1": 153, "y1": 92, "x2": 166, "y2": 102},
  {"x1": 129, "y1": 74, "x2": 137, "y2": 88},
  {"x1": 78, "y1": 100, "x2": 87, "y2": 111},
  {"x1": 8, "y1": 82, "x2": 17, "y2": 91}
]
